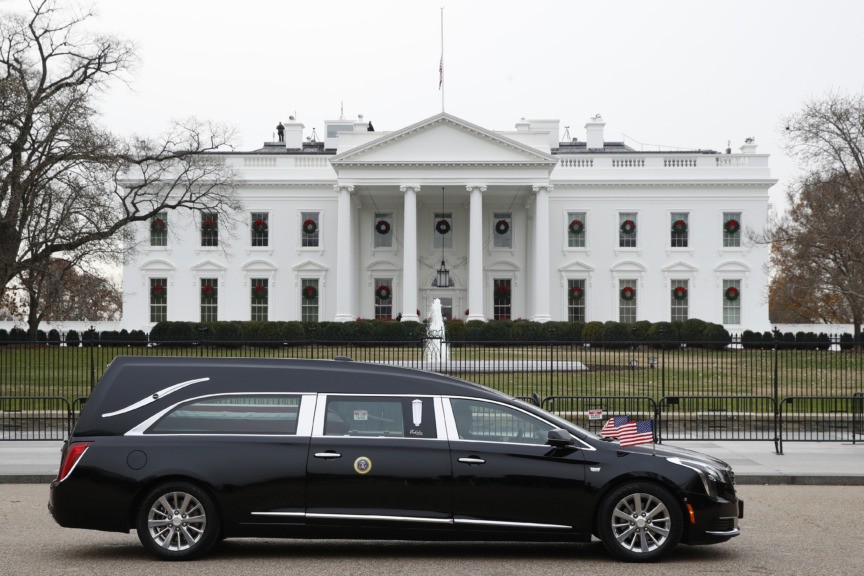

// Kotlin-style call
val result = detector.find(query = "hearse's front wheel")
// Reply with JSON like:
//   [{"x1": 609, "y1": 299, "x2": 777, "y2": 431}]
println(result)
[
  {"x1": 597, "y1": 481, "x2": 682, "y2": 562},
  {"x1": 136, "y1": 481, "x2": 220, "y2": 560}
]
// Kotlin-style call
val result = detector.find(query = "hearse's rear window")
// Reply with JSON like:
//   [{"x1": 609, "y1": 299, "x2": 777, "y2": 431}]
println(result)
[{"x1": 148, "y1": 395, "x2": 300, "y2": 435}]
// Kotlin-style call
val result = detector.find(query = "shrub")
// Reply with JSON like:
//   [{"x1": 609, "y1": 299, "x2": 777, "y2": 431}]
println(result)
[
  {"x1": 582, "y1": 322, "x2": 604, "y2": 346},
  {"x1": 703, "y1": 323, "x2": 731, "y2": 350},
  {"x1": 37, "y1": 329, "x2": 47, "y2": 343},
  {"x1": 840, "y1": 333, "x2": 855, "y2": 351},
  {"x1": 9, "y1": 327, "x2": 26, "y2": 342},
  {"x1": 511, "y1": 320, "x2": 546, "y2": 342},
  {"x1": 479, "y1": 320, "x2": 512, "y2": 344},
  {"x1": 602, "y1": 321, "x2": 630, "y2": 349},
  {"x1": 65, "y1": 329, "x2": 80, "y2": 347},
  {"x1": 816, "y1": 333, "x2": 831, "y2": 351},
  {"x1": 0, "y1": 328, "x2": 7, "y2": 344},
  {"x1": 47, "y1": 329, "x2": 61, "y2": 346},
  {"x1": 648, "y1": 322, "x2": 678, "y2": 349},
  {"x1": 629, "y1": 320, "x2": 652, "y2": 343},
  {"x1": 81, "y1": 328, "x2": 99, "y2": 347},
  {"x1": 680, "y1": 319, "x2": 709, "y2": 347}
]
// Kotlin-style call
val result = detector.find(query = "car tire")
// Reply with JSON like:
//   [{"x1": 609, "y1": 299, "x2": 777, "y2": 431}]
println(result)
[
  {"x1": 597, "y1": 481, "x2": 682, "y2": 562},
  {"x1": 136, "y1": 481, "x2": 220, "y2": 560}
]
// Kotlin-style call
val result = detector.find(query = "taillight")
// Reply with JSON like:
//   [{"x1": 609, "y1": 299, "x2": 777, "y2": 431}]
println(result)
[{"x1": 55, "y1": 442, "x2": 92, "y2": 483}]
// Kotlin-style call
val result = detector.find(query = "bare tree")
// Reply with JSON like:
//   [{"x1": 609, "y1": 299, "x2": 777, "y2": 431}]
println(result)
[
  {"x1": 768, "y1": 172, "x2": 864, "y2": 337},
  {"x1": 0, "y1": 1, "x2": 240, "y2": 301},
  {"x1": 761, "y1": 92, "x2": 864, "y2": 337}
]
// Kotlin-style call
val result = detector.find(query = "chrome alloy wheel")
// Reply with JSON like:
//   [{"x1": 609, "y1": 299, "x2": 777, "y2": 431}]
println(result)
[
  {"x1": 609, "y1": 492, "x2": 672, "y2": 554},
  {"x1": 146, "y1": 491, "x2": 207, "y2": 551}
]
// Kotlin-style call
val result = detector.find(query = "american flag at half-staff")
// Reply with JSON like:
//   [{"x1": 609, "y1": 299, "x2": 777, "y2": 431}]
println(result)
[
  {"x1": 600, "y1": 415, "x2": 629, "y2": 438},
  {"x1": 617, "y1": 419, "x2": 655, "y2": 447}
]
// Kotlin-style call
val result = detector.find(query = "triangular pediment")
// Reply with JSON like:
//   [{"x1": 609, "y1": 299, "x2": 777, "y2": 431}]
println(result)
[
  {"x1": 330, "y1": 113, "x2": 558, "y2": 167},
  {"x1": 661, "y1": 260, "x2": 699, "y2": 273},
  {"x1": 559, "y1": 260, "x2": 596, "y2": 273},
  {"x1": 292, "y1": 259, "x2": 329, "y2": 272},
  {"x1": 191, "y1": 259, "x2": 228, "y2": 273}
]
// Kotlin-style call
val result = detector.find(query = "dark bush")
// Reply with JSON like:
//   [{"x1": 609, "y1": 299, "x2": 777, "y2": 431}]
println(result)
[
  {"x1": 465, "y1": 320, "x2": 484, "y2": 342},
  {"x1": 206, "y1": 322, "x2": 243, "y2": 348},
  {"x1": 680, "y1": 319, "x2": 709, "y2": 347},
  {"x1": 511, "y1": 320, "x2": 546, "y2": 342},
  {"x1": 47, "y1": 329, "x2": 61, "y2": 346},
  {"x1": 0, "y1": 328, "x2": 7, "y2": 344},
  {"x1": 581, "y1": 321, "x2": 604, "y2": 346},
  {"x1": 816, "y1": 333, "x2": 831, "y2": 351},
  {"x1": 82, "y1": 328, "x2": 99, "y2": 347},
  {"x1": 65, "y1": 329, "x2": 80, "y2": 347},
  {"x1": 840, "y1": 333, "x2": 855, "y2": 351},
  {"x1": 37, "y1": 329, "x2": 47, "y2": 343},
  {"x1": 9, "y1": 327, "x2": 26, "y2": 342},
  {"x1": 703, "y1": 323, "x2": 731, "y2": 350},
  {"x1": 129, "y1": 330, "x2": 148, "y2": 345},
  {"x1": 782, "y1": 332, "x2": 796, "y2": 349},
  {"x1": 629, "y1": 320, "x2": 652, "y2": 343},
  {"x1": 648, "y1": 322, "x2": 678, "y2": 350},
  {"x1": 602, "y1": 321, "x2": 631, "y2": 349},
  {"x1": 444, "y1": 320, "x2": 467, "y2": 344},
  {"x1": 100, "y1": 330, "x2": 120, "y2": 344},
  {"x1": 479, "y1": 320, "x2": 512, "y2": 343},
  {"x1": 741, "y1": 330, "x2": 758, "y2": 350}
]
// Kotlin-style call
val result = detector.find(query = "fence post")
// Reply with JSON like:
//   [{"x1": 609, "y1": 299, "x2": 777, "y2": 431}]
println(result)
[
  {"x1": 773, "y1": 327, "x2": 781, "y2": 454},
  {"x1": 89, "y1": 342, "x2": 95, "y2": 391}
]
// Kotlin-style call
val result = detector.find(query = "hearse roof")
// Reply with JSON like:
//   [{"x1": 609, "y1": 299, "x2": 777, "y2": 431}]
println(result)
[{"x1": 73, "y1": 356, "x2": 508, "y2": 437}]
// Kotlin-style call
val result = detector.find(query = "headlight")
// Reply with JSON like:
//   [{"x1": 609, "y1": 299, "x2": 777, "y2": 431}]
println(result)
[{"x1": 667, "y1": 457, "x2": 731, "y2": 498}]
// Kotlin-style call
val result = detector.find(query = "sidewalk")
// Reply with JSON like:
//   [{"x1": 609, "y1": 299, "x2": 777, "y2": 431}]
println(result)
[{"x1": 1, "y1": 440, "x2": 863, "y2": 484}]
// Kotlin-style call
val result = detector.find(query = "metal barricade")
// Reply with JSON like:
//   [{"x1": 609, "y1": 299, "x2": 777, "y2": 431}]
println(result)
[
  {"x1": 0, "y1": 396, "x2": 72, "y2": 441},
  {"x1": 657, "y1": 395, "x2": 778, "y2": 446},
  {"x1": 541, "y1": 395, "x2": 657, "y2": 438},
  {"x1": 778, "y1": 395, "x2": 861, "y2": 454}
]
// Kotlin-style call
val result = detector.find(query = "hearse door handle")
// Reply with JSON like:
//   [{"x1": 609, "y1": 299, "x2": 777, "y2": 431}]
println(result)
[
  {"x1": 314, "y1": 451, "x2": 342, "y2": 459},
  {"x1": 458, "y1": 457, "x2": 486, "y2": 465}
]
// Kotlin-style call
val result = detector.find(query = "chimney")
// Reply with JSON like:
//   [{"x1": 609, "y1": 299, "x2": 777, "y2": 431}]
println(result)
[
  {"x1": 585, "y1": 114, "x2": 605, "y2": 150},
  {"x1": 283, "y1": 117, "x2": 304, "y2": 150},
  {"x1": 739, "y1": 137, "x2": 758, "y2": 154}
]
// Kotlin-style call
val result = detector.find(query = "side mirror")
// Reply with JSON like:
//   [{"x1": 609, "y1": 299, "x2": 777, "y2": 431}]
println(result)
[{"x1": 546, "y1": 428, "x2": 573, "y2": 448}]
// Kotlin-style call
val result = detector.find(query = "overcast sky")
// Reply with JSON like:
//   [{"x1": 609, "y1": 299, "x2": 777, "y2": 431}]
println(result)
[{"x1": 15, "y1": 0, "x2": 864, "y2": 208}]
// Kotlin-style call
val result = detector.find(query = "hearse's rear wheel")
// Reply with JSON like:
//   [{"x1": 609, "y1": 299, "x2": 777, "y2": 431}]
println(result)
[
  {"x1": 136, "y1": 481, "x2": 220, "y2": 560},
  {"x1": 597, "y1": 481, "x2": 682, "y2": 562}
]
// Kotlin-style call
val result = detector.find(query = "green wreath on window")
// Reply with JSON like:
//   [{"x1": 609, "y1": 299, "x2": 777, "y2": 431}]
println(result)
[
  {"x1": 620, "y1": 286, "x2": 636, "y2": 301},
  {"x1": 568, "y1": 219, "x2": 585, "y2": 235},
  {"x1": 671, "y1": 219, "x2": 688, "y2": 234},
  {"x1": 202, "y1": 217, "x2": 217, "y2": 231},
  {"x1": 672, "y1": 286, "x2": 688, "y2": 300},
  {"x1": 495, "y1": 284, "x2": 510, "y2": 297},
  {"x1": 303, "y1": 219, "x2": 318, "y2": 235},
  {"x1": 253, "y1": 219, "x2": 268, "y2": 233},
  {"x1": 436, "y1": 219, "x2": 451, "y2": 235},
  {"x1": 375, "y1": 285, "x2": 391, "y2": 300},
  {"x1": 375, "y1": 220, "x2": 391, "y2": 235},
  {"x1": 150, "y1": 218, "x2": 166, "y2": 232},
  {"x1": 151, "y1": 284, "x2": 166, "y2": 298},
  {"x1": 252, "y1": 285, "x2": 268, "y2": 299},
  {"x1": 724, "y1": 219, "x2": 740, "y2": 234},
  {"x1": 724, "y1": 286, "x2": 740, "y2": 301},
  {"x1": 303, "y1": 285, "x2": 318, "y2": 300},
  {"x1": 201, "y1": 285, "x2": 217, "y2": 299},
  {"x1": 620, "y1": 219, "x2": 636, "y2": 235},
  {"x1": 569, "y1": 286, "x2": 584, "y2": 300},
  {"x1": 495, "y1": 219, "x2": 510, "y2": 235}
]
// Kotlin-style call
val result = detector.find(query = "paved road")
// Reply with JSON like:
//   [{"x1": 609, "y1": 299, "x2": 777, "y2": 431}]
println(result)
[{"x1": 2, "y1": 484, "x2": 861, "y2": 576}]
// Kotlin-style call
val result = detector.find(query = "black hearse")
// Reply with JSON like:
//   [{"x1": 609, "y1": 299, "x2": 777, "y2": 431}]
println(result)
[{"x1": 49, "y1": 357, "x2": 742, "y2": 561}]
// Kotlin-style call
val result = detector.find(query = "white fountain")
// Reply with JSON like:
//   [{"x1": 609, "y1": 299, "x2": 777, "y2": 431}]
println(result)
[{"x1": 423, "y1": 298, "x2": 450, "y2": 365}]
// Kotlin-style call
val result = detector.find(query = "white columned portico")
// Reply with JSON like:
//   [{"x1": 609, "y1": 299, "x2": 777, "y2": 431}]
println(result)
[
  {"x1": 531, "y1": 184, "x2": 552, "y2": 322},
  {"x1": 334, "y1": 184, "x2": 356, "y2": 322},
  {"x1": 466, "y1": 185, "x2": 487, "y2": 322},
  {"x1": 400, "y1": 185, "x2": 421, "y2": 322}
]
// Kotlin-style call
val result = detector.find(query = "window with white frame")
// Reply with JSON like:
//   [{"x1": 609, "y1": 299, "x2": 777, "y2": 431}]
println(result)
[
  {"x1": 302, "y1": 212, "x2": 319, "y2": 247},
  {"x1": 374, "y1": 278, "x2": 393, "y2": 320},
  {"x1": 671, "y1": 212, "x2": 689, "y2": 248},
  {"x1": 251, "y1": 212, "x2": 269, "y2": 247},
  {"x1": 619, "y1": 279, "x2": 637, "y2": 323},
  {"x1": 722, "y1": 279, "x2": 741, "y2": 324},
  {"x1": 670, "y1": 279, "x2": 689, "y2": 322},
  {"x1": 567, "y1": 211, "x2": 586, "y2": 248},
  {"x1": 723, "y1": 212, "x2": 742, "y2": 248},
  {"x1": 150, "y1": 212, "x2": 167, "y2": 247},
  {"x1": 374, "y1": 213, "x2": 393, "y2": 248},
  {"x1": 619, "y1": 213, "x2": 637, "y2": 248},
  {"x1": 201, "y1": 212, "x2": 218, "y2": 247},
  {"x1": 493, "y1": 212, "x2": 512, "y2": 249},
  {"x1": 434, "y1": 212, "x2": 453, "y2": 249},
  {"x1": 251, "y1": 278, "x2": 268, "y2": 321},
  {"x1": 200, "y1": 278, "x2": 218, "y2": 322},
  {"x1": 301, "y1": 278, "x2": 319, "y2": 322},
  {"x1": 149, "y1": 278, "x2": 167, "y2": 322},
  {"x1": 493, "y1": 279, "x2": 511, "y2": 320},
  {"x1": 567, "y1": 279, "x2": 586, "y2": 323}
]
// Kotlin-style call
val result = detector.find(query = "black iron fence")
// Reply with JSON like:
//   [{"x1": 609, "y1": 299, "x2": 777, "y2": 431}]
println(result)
[{"x1": 1, "y1": 337, "x2": 863, "y2": 451}]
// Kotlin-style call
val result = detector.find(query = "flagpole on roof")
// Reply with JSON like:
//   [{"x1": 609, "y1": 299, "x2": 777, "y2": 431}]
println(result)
[{"x1": 439, "y1": 6, "x2": 445, "y2": 113}]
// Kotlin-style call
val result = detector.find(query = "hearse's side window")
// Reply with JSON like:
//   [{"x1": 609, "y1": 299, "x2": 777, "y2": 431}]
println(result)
[
  {"x1": 148, "y1": 395, "x2": 300, "y2": 435},
  {"x1": 449, "y1": 398, "x2": 553, "y2": 445},
  {"x1": 324, "y1": 396, "x2": 436, "y2": 438}
]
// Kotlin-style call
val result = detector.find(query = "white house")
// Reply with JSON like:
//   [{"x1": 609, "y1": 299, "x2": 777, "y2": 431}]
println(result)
[{"x1": 121, "y1": 112, "x2": 775, "y2": 332}]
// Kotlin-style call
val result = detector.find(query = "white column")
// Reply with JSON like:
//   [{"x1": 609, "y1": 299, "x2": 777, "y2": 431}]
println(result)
[
  {"x1": 466, "y1": 185, "x2": 487, "y2": 322},
  {"x1": 400, "y1": 185, "x2": 420, "y2": 322},
  {"x1": 531, "y1": 184, "x2": 552, "y2": 322},
  {"x1": 333, "y1": 184, "x2": 356, "y2": 322}
]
